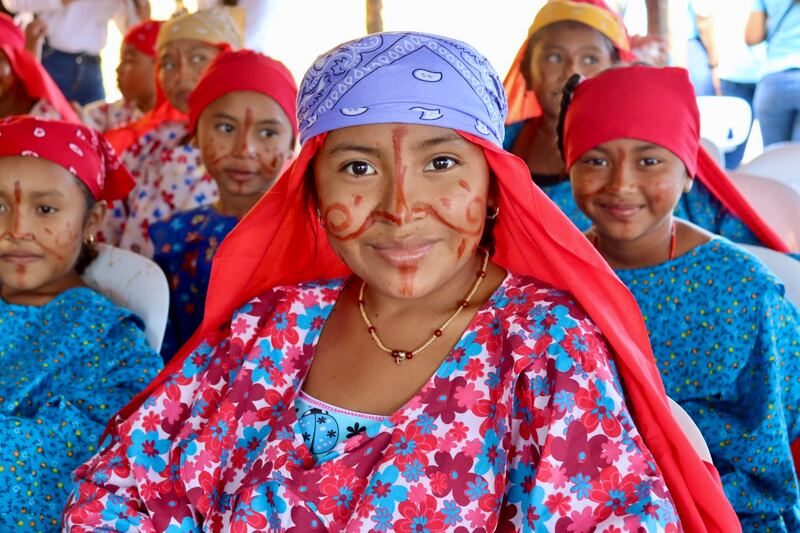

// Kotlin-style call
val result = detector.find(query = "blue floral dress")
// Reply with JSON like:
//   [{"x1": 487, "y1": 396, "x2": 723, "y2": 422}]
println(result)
[
  {"x1": 615, "y1": 239, "x2": 800, "y2": 531},
  {"x1": 150, "y1": 205, "x2": 238, "y2": 362},
  {"x1": 0, "y1": 287, "x2": 163, "y2": 532},
  {"x1": 504, "y1": 121, "x2": 764, "y2": 245},
  {"x1": 64, "y1": 273, "x2": 681, "y2": 532}
]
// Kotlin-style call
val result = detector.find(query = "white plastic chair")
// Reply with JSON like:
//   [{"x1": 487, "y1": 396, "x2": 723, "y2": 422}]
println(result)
[
  {"x1": 82, "y1": 243, "x2": 169, "y2": 352},
  {"x1": 669, "y1": 397, "x2": 713, "y2": 464},
  {"x1": 741, "y1": 244, "x2": 800, "y2": 309},
  {"x1": 696, "y1": 96, "x2": 753, "y2": 152},
  {"x1": 737, "y1": 142, "x2": 800, "y2": 188},
  {"x1": 700, "y1": 137, "x2": 725, "y2": 168},
  {"x1": 728, "y1": 172, "x2": 800, "y2": 253}
]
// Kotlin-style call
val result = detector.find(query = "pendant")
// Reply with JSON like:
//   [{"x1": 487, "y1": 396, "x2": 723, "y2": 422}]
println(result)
[{"x1": 391, "y1": 350, "x2": 412, "y2": 364}]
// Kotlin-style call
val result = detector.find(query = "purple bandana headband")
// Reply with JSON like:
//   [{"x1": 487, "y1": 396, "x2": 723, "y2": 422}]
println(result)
[{"x1": 297, "y1": 32, "x2": 507, "y2": 147}]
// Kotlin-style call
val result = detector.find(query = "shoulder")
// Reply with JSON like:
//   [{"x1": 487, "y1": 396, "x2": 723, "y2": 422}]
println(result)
[
  {"x1": 700, "y1": 238, "x2": 784, "y2": 290},
  {"x1": 230, "y1": 278, "x2": 346, "y2": 322}
]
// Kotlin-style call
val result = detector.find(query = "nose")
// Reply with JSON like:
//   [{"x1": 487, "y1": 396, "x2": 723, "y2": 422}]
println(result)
[
  {"x1": 233, "y1": 130, "x2": 256, "y2": 158},
  {"x1": 606, "y1": 162, "x2": 636, "y2": 193},
  {"x1": 2, "y1": 208, "x2": 34, "y2": 241}
]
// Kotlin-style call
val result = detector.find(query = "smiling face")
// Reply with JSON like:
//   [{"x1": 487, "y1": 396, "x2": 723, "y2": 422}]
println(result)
[
  {"x1": 158, "y1": 39, "x2": 221, "y2": 113},
  {"x1": 116, "y1": 43, "x2": 156, "y2": 105},
  {"x1": 526, "y1": 21, "x2": 617, "y2": 119},
  {"x1": 0, "y1": 157, "x2": 106, "y2": 301},
  {"x1": 313, "y1": 123, "x2": 493, "y2": 299},
  {"x1": 196, "y1": 90, "x2": 294, "y2": 206},
  {"x1": 570, "y1": 138, "x2": 692, "y2": 244}
]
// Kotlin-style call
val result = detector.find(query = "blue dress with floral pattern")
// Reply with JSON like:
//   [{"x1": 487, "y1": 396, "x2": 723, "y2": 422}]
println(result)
[
  {"x1": 0, "y1": 287, "x2": 163, "y2": 532},
  {"x1": 615, "y1": 239, "x2": 800, "y2": 531}
]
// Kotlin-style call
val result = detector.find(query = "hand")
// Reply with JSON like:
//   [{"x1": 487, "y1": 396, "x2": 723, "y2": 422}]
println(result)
[
  {"x1": 24, "y1": 18, "x2": 48, "y2": 59},
  {"x1": 132, "y1": 0, "x2": 151, "y2": 21},
  {"x1": 630, "y1": 34, "x2": 669, "y2": 66},
  {"x1": 711, "y1": 67, "x2": 721, "y2": 96}
]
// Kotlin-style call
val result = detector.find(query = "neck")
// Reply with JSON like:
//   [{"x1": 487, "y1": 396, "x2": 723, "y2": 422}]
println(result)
[
  {"x1": 594, "y1": 217, "x2": 676, "y2": 270},
  {"x1": 135, "y1": 92, "x2": 156, "y2": 113},
  {"x1": 0, "y1": 85, "x2": 36, "y2": 119},
  {"x1": 1, "y1": 271, "x2": 86, "y2": 306}
]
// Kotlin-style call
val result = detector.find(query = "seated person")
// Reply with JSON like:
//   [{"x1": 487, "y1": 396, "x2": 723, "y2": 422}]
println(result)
[
  {"x1": 0, "y1": 116, "x2": 163, "y2": 531},
  {"x1": 0, "y1": 13, "x2": 78, "y2": 122},
  {"x1": 82, "y1": 20, "x2": 163, "y2": 132},
  {"x1": 150, "y1": 49, "x2": 297, "y2": 361},
  {"x1": 100, "y1": 6, "x2": 245, "y2": 255},
  {"x1": 65, "y1": 32, "x2": 738, "y2": 531},
  {"x1": 560, "y1": 65, "x2": 800, "y2": 530}
]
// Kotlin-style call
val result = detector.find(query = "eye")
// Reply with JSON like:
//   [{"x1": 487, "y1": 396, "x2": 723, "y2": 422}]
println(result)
[
  {"x1": 190, "y1": 54, "x2": 209, "y2": 65},
  {"x1": 581, "y1": 157, "x2": 608, "y2": 167},
  {"x1": 36, "y1": 205, "x2": 57, "y2": 215},
  {"x1": 160, "y1": 59, "x2": 175, "y2": 71},
  {"x1": 259, "y1": 129, "x2": 277, "y2": 139},
  {"x1": 215, "y1": 123, "x2": 234, "y2": 134},
  {"x1": 424, "y1": 156, "x2": 457, "y2": 171},
  {"x1": 582, "y1": 55, "x2": 599, "y2": 65},
  {"x1": 638, "y1": 157, "x2": 661, "y2": 167},
  {"x1": 545, "y1": 53, "x2": 562, "y2": 64},
  {"x1": 343, "y1": 160, "x2": 376, "y2": 176}
]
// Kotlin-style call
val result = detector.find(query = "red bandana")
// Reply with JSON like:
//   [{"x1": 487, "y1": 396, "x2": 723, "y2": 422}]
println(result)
[
  {"x1": 0, "y1": 116, "x2": 134, "y2": 201},
  {"x1": 187, "y1": 49, "x2": 298, "y2": 136},
  {"x1": 122, "y1": 19, "x2": 163, "y2": 59},
  {"x1": 562, "y1": 65, "x2": 789, "y2": 253}
]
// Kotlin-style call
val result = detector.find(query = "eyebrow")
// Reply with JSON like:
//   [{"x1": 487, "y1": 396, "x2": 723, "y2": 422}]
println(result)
[
  {"x1": 414, "y1": 132, "x2": 468, "y2": 150},
  {"x1": 211, "y1": 112, "x2": 284, "y2": 124},
  {"x1": 327, "y1": 143, "x2": 382, "y2": 157}
]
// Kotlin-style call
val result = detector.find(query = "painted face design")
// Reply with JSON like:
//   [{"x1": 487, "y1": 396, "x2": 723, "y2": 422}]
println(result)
[
  {"x1": 314, "y1": 123, "x2": 493, "y2": 299},
  {"x1": 158, "y1": 39, "x2": 221, "y2": 113},
  {"x1": 528, "y1": 22, "x2": 615, "y2": 119},
  {"x1": 197, "y1": 90, "x2": 294, "y2": 202},
  {"x1": 570, "y1": 138, "x2": 692, "y2": 243},
  {"x1": 0, "y1": 156, "x2": 96, "y2": 297}
]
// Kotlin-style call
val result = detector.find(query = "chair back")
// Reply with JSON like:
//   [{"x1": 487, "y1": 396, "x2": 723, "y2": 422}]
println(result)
[
  {"x1": 82, "y1": 243, "x2": 169, "y2": 352},
  {"x1": 738, "y1": 142, "x2": 800, "y2": 188},
  {"x1": 669, "y1": 397, "x2": 713, "y2": 463},
  {"x1": 700, "y1": 137, "x2": 725, "y2": 168},
  {"x1": 741, "y1": 244, "x2": 800, "y2": 309},
  {"x1": 696, "y1": 96, "x2": 753, "y2": 151},
  {"x1": 728, "y1": 172, "x2": 800, "y2": 253}
]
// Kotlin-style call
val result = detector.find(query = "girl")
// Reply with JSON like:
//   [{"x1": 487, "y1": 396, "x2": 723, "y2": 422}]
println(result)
[
  {"x1": 64, "y1": 32, "x2": 738, "y2": 531},
  {"x1": 100, "y1": 6, "x2": 245, "y2": 255},
  {"x1": 149, "y1": 49, "x2": 297, "y2": 361},
  {"x1": 0, "y1": 116, "x2": 163, "y2": 531},
  {"x1": 82, "y1": 20, "x2": 163, "y2": 132},
  {"x1": 561, "y1": 65, "x2": 800, "y2": 531},
  {"x1": 0, "y1": 13, "x2": 79, "y2": 122}
]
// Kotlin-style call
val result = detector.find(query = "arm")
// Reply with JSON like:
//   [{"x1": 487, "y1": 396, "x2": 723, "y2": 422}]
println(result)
[
  {"x1": 695, "y1": 11, "x2": 720, "y2": 94},
  {"x1": 2, "y1": 0, "x2": 67, "y2": 13},
  {"x1": 745, "y1": 7, "x2": 767, "y2": 45}
]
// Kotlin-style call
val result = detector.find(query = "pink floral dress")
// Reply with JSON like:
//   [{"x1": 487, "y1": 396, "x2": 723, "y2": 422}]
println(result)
[{"x1": 64, "y1": 273, "x2": 682, "y2": 532}]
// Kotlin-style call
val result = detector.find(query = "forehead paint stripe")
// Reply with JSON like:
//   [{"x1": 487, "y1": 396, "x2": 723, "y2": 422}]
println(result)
[{"x1": 391, "y1": 126, "x2": 410, "y2": 218}]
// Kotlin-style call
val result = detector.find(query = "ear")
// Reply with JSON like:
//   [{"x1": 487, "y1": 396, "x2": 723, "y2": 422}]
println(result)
[
  {"x1": 683, "y1": 172, "x2": 694, "y2": 194},
  {"x1": 83, "y1": 200, "x2": 108, "y2": 238}
]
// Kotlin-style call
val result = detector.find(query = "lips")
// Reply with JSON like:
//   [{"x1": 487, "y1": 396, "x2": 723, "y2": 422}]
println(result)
[
  {"x1": 598, "y1": 201, "x2": 644, "y2": 221},
  {"x1": 225, "y1": 168, "x2": 261, "y2": 182},
  {"x1": 0, "y1": 251, "x2": 42, "y2": 264},
  {"x1": 369, "y1": 238, "x2": 439, "y2": 266}
]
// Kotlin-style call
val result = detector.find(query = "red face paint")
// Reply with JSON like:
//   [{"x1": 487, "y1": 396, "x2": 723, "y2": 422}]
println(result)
[
  {"x1": 458, "y1": 180, "x2": 472, "y2": 192},
  {"x1": 353, "y1": 194, "x2": 362, "y2": 207},
  {"x1": 398, "y1": 265, "x2": 417, "y2": 297},
  {"x1": 391, "y1": 126, "x2": 410, "y2": 222},
  {"x1": 457, "y1": 238, "x2": 467, "y2": 259},
  {"x1": 439, "y1": 197, "x2": 452, "y2": 209}
]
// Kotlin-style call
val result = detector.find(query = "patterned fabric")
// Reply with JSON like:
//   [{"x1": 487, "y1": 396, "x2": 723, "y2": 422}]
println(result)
[
  {"x1": 150, "y1": 205, "x2": 238, "y2": 361},
  {"x1": 29, "y1": 98, "x2": 63, "y2": 120},
  {"x1": 297, "y1": 32, "x2": 507, "y2": 147},
  {"x1": 0, "y1": 287, "x2": 163, "y2": 532},
  {"x1": 504, "y1": 121, "x2": 765, "y2": 245},
  {"x1": 615, "y1": 239, "x2": 800, "y2": 531},
  {"x1": 81, "y1": 99, "x2": 143, "y2": 132},
  {"x1": 295, "y1": 391, "x2": 386, "y2": 462},
  {"x1": 64, "y1": 273, "x2": 680, "y2": 532},
  {"x1": 100, "y1": 121, "x2": 218, "y2": 255}
]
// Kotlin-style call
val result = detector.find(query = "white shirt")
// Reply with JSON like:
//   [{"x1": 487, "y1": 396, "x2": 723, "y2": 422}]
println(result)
[
  {"x1": 197, "y1": 0, "x2": 275, "y2": 53},
  {"x1": 2, "y1": 0, "x2": 138, "y2": 55}
]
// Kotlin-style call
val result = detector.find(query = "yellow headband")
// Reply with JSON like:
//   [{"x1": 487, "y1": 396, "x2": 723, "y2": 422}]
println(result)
[
  {"x1": 156, "y1": 6, "x2": 246, "y2": 52},
  {"x1": 528, "y1": 1, "x2": 630, "y2": 53}
]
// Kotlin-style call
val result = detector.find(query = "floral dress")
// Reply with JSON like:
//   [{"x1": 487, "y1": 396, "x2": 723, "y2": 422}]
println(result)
[
  {"x1": 29, "y1": 99, "x2": 63, "y2": 120},
  {"x1": 81, "y1": 99, "x2": 142, "y2": 132},
  {"x1": 615, "y1": 239, "x2": 800, "y2": 532},
  {"x1": 0, "y1": 287, "x2": 163, "y2": 532},
  {"x1": 149, "y1": 205, "x2": 238, "y2": 362},
  {"x1": 64, "y1": 272, "x2": 681, "y2": 532},
  {"x1": 99, "y1": 121, "x2": 218, "y2": 256}
]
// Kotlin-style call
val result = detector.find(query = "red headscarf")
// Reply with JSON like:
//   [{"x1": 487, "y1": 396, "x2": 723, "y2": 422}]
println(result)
[
  {"x1": 122, "y1": 19, "x2": 163, "y2": 59},
  {"x1": 503, "y1": 0, "x2": 632, "y2": 124},
  {"x1": 563, "y1": 65, "x2": 790, "y2": 253},
  {"x1": 187, "y1": 49, "x2": 298, "y2": 136},
  {"x1": 0, "y1": 14, "x2": 79, "y2": 123},
  {"x1": 0, "y1": 116, "x2": 134, "y2": 201}
]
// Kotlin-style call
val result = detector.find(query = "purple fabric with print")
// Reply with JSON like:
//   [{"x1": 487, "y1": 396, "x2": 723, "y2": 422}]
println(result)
[{"x1": 297, "y1": 31, "x2": 507, "y2": 147}]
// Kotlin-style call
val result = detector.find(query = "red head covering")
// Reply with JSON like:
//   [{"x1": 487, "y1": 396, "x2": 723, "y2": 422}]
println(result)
[
  {"x1": 122, "y1": 19, "x2": 163, "y2": 58},
  {"x1": 187, "y1": 49, "x2": 298, "y2": 136},
  {"x1": 0, "y1": 116, "x2": 134, "y2": 201},
  {"x1": 563, "y1": 65, "x2": 790, "y2": 253},
  {"x1": 503, "y1": 0, "x2": 632, "y2": 124},
  {"x1": 0, "y1": 14, "x2": 79, "y2": 123}
]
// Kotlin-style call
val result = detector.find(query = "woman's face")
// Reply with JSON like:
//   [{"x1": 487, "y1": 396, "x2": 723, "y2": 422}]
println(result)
[
  {"x1": 196, "y1": 90, "x2": 294, "y2": 202},
  {"x1": 570, "y1": 138, "x2": 692, "y2": 243},
  {"x1": 527, "y1": 22, "x2": 616, "y2": 119},
  {"x1": 0, "y1": 157, "x2": 105, "y2": 299},
  {"x1": 314, "y1": 124, "x2": 493, "y2": 299},
  {"x1": 116, "y1": 43, "x2": 156, "y2": 105},
  {"x1": 158, "y1": 39, "x2": 221, "y2": 113}
]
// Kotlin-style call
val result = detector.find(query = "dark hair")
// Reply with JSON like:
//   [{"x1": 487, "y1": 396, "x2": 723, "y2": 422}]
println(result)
[
  {"x1": 555, "y1": 73, "x2": 583, "y2": 163},
  {"x1": 73, "y1": 180, "x2": 99, "y2": 275},
  {"x1": 521, "y1": 21, "x2": 621, "y2": 89}
]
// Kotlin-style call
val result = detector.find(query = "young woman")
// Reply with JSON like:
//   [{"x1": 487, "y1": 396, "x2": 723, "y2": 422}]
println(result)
[
  {"x1": 65, "y1": 32, "x2": 738, "y2": 531},
  {"x1": 503, "y1": 0, "x2": 631, "y2": 229},
  {"x1": 0, "y1": 13, "x2": 79, "y2": 122},
  {"x1": 149, "y1": 49, "x2": 297, "y2": 361},
  {"x1": 100, "y1": 6, "x2": 245, "y2": 254},
  {"x1": 0, "y1": 116, "x2": 163, "y2": 531},
  {"x1": 82, "y1": 20, "x2": 163, "y2": 132},
  {"x1": 561, "y1": 65, "x2": 800, "y2": 531}
]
